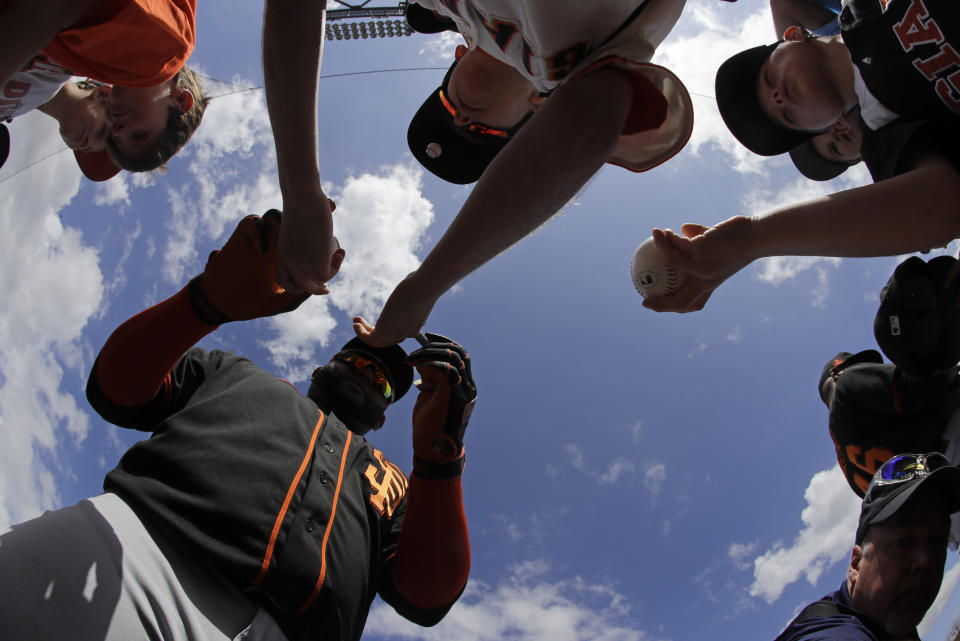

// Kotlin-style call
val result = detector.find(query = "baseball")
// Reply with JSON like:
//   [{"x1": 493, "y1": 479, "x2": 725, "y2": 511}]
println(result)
[{"x1": 630, "y1": 237, "x2": 688, "y2": 298}]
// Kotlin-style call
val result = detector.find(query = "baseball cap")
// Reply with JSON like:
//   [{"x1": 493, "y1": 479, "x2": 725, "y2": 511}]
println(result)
[
  {"x1": 407, "y1": 61, "x2": 530, "y2": 184},
  {"x1": 856, "y1": 452, "x2": 960, "y2": 544},
  {"x1": 788, "y1": 139, "x2": 854, "y2": 181},
  {"x1": 75, "y1": 148, "x2": 121, "y2": 182},
  {"x1": 874, "y1": 256, "x2": 960, "y2": 377},
  {"x1": 404, "y1": 3, "x2": 458, "y2": 34},
  {"x1": 818, "y1": 350, "x2": 883, "y2": 405},
  {"x1": 715, "y1": 42, "x2": 815, "y2": 156},
  {"x1": 337, "y1": 337, "x2": 413, "y2": 402}
]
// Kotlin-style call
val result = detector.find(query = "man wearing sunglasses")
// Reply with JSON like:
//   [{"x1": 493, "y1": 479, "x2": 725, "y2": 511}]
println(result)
[
  {"x1": 0, "y1": 210, "x2": 477, "y2": 641},
  {"x1": 775, "y1": 453, "x2": 960, "y2": 641}
]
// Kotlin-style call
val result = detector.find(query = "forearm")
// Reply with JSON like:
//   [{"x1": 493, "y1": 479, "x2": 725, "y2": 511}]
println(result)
[
  {"x1": 748, "y1": 157, "x2": 960, "y2": 259},
  {"x1": 412, "y1": 67, "x2": 633, "y2": 298},
  {"x1": 92, "y1": 286, "x2": 216, "y2": 407},
  {"x1": 261, "y1": 0, "x2": 327, "y2": 202},
  {"x1": 391, "y1": 475, "x2": 469, "y2": 609}
]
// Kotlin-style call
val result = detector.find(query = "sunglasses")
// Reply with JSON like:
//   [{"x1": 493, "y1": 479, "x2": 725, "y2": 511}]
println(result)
[
  {"x1": 868, "y1": 453, "x2": 952, "y2": 494},
  {"x1": 438, "y1": 89, "x2": 509, "y2": 138},
  {"x1": 334, "y1": 352, "x2": 393, "y2": 400}
]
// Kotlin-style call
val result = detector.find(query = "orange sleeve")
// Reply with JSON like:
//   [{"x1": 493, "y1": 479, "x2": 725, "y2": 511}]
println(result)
[
  {"x1": 390, "y1": 475, "x2": 470, "y2": 609},
  {"x1": 43, "y1": 0, "x2": 195, "y2": 86}
]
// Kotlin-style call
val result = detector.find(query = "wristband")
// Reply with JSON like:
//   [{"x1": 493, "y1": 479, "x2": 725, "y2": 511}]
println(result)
[
  {"x1": 188, "y1": 276, "x2": 231, "y2": 326},
  {"x1": 412, "y1": 452, "x2": 465, "y2": 479}
]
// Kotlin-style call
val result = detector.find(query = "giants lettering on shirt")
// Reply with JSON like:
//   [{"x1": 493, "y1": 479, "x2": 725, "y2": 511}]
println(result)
[
  {"x1": 437, "y1": 0, "x2": 589, "y2": 82},
  {"x1": 892, "y1": 0, "x2": 960, "y2": 113}
]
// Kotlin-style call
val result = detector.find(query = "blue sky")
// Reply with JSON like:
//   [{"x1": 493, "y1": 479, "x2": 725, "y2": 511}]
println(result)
[{"x1": 2, "y1": 1, "x2": 959, "y2": 640}]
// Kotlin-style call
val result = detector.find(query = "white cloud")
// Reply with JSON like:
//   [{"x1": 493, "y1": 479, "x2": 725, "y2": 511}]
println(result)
[
  {"x1": 0, "y1": 112, "x2": 103, "y2": 529},
  {"x1": 630, "y1": 419, "x2": 643, "y2": 442},
  {"x1": 728, "y1": 540, "x2": 759, "y2": 571},
  {"x1": 748, "y1": 465, "x2": 862, "y2": 603},
  {"x1": 418, "y1": 31, "x2": 460, "y2": 62},
  {"x1": 93, "y1": 173, "x2": 131, "y2": 208},
  {"x1": 566, "y1": 444, "x2": 586, "y2": 471},
  {"x1": 599, "y1": 458, "x2": 636, "y2": 485},
  {"x1": 644, "y1": 463, "x2": 667, "y2": 496},
  {"x1": 365, "y1": 561, "x2": 659, "y2": 641},
  {"x1": 726, "y1": 325, "x2": 742, "y2": 343},
  {"x1": 326, "y1": 163, "x2": 435, "y2": 320}
]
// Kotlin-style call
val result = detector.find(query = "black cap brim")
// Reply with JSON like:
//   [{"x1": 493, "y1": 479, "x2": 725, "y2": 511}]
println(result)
[
  {"x1": 407, "y1": 61, "x2": 514, "y2": 185},
  {"x1": 856, "y1": 465, "x2": 960, "y2": 543},
  {"x1": 405, "y1": 4, "x2": 458, "y2": 34},
  {"x1": 338, "y1": 337, "x2": 413, "y2": 402},
  {"x1": 715, "y1": 43, "x2": 814, "y2": 156},
  {"x1": 789, "y1": 139, "x2": 854, "y2": 181}
]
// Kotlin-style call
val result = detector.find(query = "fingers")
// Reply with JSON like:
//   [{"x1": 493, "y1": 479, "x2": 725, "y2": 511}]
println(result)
[
  {"x1": 412, "y1": 360, "x2": 462, "y2": 386},
  {"x1": 642, "y1": 278, "x2": 712, "y2": 313},
  {"x1": 353, "y1": 316, "x2": 375, "y2": 339},
  {"x1": 680, "y1": 223, "x2": 710, "y2": 239}
]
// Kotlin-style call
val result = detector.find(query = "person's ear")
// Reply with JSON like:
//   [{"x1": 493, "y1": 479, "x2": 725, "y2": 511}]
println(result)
[
  {"x1": 783, "y1": 25, "x2": 808, "y2": 42},
  {"x1": 454, "y1": 44, "x2": 468, "y2": 61},
  {"x1": 848, "y1": 545, "x2": 862, "y2": 587},
  {"x1": 528, "y1": 92, "x2": 547, "y2": 110},
  {"x1": 832, "y1": 115, "x2": 851, "y2": 134},
  {"x1": 172, "y1": 88, "x2": 195, "y2": 113}
]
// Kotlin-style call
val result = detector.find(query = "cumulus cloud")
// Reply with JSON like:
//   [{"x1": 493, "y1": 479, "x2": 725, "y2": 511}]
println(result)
[
  {"x1": 365, "y1": 560, "x2": 660, "y2": 641},
  {"x1": 566, "y1": 444, "x2": 586, "y2": 471},
  {"x1": 0, "y1": 112, "x2": 103, "y2": 528},
  {"x1": 644, "y1": 464, "x2": 667, "y2": 496},
  {"x1": 748, "y1": 465, "x2": 862, "y2": 603},
  {"x1": 599, "y1": 458, "x2": 636, "y2": 485}
]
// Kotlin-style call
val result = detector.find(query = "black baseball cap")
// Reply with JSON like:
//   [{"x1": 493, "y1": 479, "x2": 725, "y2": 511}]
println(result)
[
  {"x1": 337, "y1": 337, "x2": 413, "y2": 402},
  {"x1": 407, "y1": 61, "x2": 530, "y2": 184},
  {"x1": 856, "y1": 453, "x2": 960, "y2": 544},
  {"x1": 874, "y1": 256, "x2": 960, "y2": 377},
  {"x1": 715, "y1": 43, "x2": 816, "y2": 156},
  {"x1": 405, "y1": 3, "x2": 458, "y2": 34},
  {"x1": 818, "y1": 350, "x2": 883, "y2": 405},
  {"x1": 788, "y1": 139, "x2": 854, "y2": 181}
]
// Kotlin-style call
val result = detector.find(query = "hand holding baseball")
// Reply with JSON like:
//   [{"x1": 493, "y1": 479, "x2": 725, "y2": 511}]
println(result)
[
  {"x1": 642, "y1": 216, "x2": 758, "y2": 313},
  {"x1": 631, "y1": 236, "x2": 688, "y2": 298}
]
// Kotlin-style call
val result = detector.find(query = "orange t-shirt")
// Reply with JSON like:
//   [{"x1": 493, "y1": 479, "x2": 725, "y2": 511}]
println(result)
[{"x1": 42, "y1": 0, "x2": 196, "y2": 87}]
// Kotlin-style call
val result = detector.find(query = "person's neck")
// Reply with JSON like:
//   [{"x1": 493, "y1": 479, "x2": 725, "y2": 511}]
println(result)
[
  {"x1": 36, "y1": 85, "x2": 76, "y2": 122},
  {"x1": 821, "y1": 37, "x2": 859, "y2": 114}
]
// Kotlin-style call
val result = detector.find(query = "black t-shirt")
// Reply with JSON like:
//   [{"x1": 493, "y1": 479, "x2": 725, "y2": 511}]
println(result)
[
  {"x1": 841, "y1": 0, "x2": 960, "y2": 179},
  {"x1": 90, "y1": 348, "x2": 428, "y2": 641}
]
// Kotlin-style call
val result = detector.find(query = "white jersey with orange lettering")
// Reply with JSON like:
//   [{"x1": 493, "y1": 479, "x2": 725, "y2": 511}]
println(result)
[
  {"x1": 411, "y1": 0, "x2": 694, "y2": 172},
  {"x1": 0, "y1": 54, "x2": 73, "y2": 122}
]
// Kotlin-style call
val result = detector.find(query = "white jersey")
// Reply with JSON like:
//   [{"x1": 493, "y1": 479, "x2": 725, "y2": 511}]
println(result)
[
  {"x1": 1, "y1": 54, "x2": 73, "y2": 121},
  {"x1": 413, "y1": 0, "x2": 693, "y2": 172}
]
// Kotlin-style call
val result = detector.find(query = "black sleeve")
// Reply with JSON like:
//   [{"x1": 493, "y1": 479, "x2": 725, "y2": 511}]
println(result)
[
  {"x1": 86, "y1": 348, "x2": 230, "y2": 432},
  {"x1": 862, "y1": 117, "x2": 960, "y2": 182}
]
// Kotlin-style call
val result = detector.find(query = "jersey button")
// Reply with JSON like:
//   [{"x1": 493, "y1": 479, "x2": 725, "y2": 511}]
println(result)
[
  {"x1": 319, "y1": 470, "x2": 329, "y2": 484},
  {"x1": 324, "y1": 443, "x2": 335, "y2": 454}
]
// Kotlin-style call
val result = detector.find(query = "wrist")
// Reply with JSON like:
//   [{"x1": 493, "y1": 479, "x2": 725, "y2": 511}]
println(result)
[
  {"x1": 413, "y1": 450, "x2": 465, "y2": 479},
  {"x1": 187, "y1": 276, "x2": 230, "y2": 325}
]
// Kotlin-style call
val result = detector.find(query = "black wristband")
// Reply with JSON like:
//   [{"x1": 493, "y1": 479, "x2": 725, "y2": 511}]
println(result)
[
  {"x1": 412, "y1": 453, "x2": 465, "y2": 479},
  {"x1": 188, "y1": 276, "x2": 231, "y2": 326}
]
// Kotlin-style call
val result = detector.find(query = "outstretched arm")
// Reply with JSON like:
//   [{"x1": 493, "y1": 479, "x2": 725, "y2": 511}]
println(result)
[
  {"x1": 90, "y1": 212, "x2": 332, "y2": 412},
  {"x1": 644, "y1": 155, "x2": 960, "y2": 313},
  {"x1": 382, "y1": 331, "x2": 477, "y2": 619},
  {"x1": 262, "y1": 0, "x2": 341, "y2": 295},
  {"x1": 357, "y1": 66, "x2": 634, "y2": 346}
]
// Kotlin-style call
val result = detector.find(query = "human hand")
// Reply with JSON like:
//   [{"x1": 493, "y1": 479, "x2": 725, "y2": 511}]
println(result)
[
  {"x1": 191, "y1": 210, "x2": 326, "y2": 324},
  {"x1": 406, "y1": 334, "x2": 477, "y2": 476},
  {"x1": 275, "y1": 193, "x2": 346, "y2": 295},
  {"x1": 353, "y1": 273, "x2": 437, "y2": 347},
  {"x1": 642, "y1": 216, "x2": 757, "y2": 313}
]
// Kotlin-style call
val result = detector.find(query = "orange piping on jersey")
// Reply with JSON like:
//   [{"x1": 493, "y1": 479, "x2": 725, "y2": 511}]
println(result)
[
  {"x1": 252, "y1": 410, "x2": 326, "y2": 585},
  {"x1": 297, "y1": 430, "x2": 353, "y2": 614}
]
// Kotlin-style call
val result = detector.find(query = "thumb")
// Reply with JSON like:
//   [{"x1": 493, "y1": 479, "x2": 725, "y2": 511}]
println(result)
[{"x1": 680, "y1": 223, "x2": 710, "y2": 239}]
